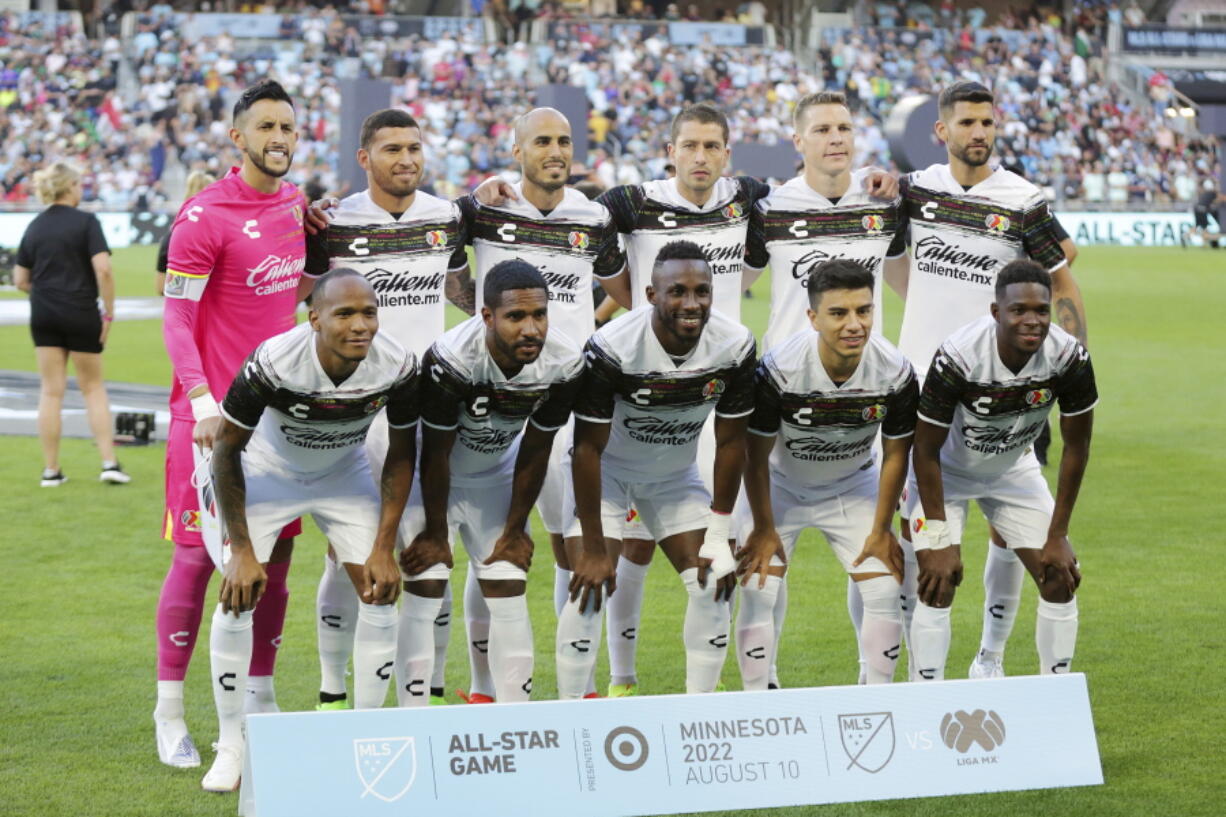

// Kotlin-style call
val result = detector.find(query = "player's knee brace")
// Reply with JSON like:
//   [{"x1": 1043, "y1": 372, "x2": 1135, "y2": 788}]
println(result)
[{"x1": 681, "y1": 568, "x2": 730, "y2": 693}]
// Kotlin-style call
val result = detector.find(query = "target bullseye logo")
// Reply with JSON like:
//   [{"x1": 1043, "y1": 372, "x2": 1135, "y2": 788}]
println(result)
[{"x1": 604, "y1": 726, "x2": 649, "y2": 771}]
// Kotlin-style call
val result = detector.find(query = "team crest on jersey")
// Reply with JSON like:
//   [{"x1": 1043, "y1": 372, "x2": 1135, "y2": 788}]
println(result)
[
  {"x1": 861, "y1": 214, "x2": 885, "y2": 235},
  {"x1": 292, "y1": 204, "x2": 304, "y2": 224},
  {"x1": 985, "y1": 213, "x2": 1011, "y2": 233},
  {"x1": 702, "y1": 378, "x2": 726, "y2": 399},
  {"x1": 722, "y1": 203, "x2": 744, "y2": 220},
  {"x1": 181, "y1": 510, "x2": 202, "y2": 532},
  {"x1": 426, "y1": 229, "x2": 448, "y2": 247},
  {"x1": 367, "y1": 395, "x2": 389, "y2": 413},
  {"x1": 862, "y1": 404, "x2": 887, "y2": 421},
  {"x1": 568, "y1": 231, "x2": 590, "y2": 250},
  {"x1": 1025, "y1": 388, "x2": 1053, "y2": 407}
]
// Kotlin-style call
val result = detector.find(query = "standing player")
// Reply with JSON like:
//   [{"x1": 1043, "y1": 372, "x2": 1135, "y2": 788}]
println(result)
[
  {"x1": 155, "y1": 79, "x2": 311, "y2": 768},
  {"x1": 907, "y1": 260, "x2": 1096, "y2": 681},
  {"x1": 205, "y1": 270, "x2": 419, "y2": 790},
  {"x1": 303, "y1": 108, "x2": 472, "y2": 710},
  {"x1": 735, "y1": 260, "x2": 917, "y2": 687},
  {"x1": 398, "y1": 261, "x2": 584, "y2": 704},
  {"x1": 558, "y1": 241, "x2": 756, "y2": 698},
  {"x1": 891, "y1": 81, "x2": 1088, "y2": 679}
]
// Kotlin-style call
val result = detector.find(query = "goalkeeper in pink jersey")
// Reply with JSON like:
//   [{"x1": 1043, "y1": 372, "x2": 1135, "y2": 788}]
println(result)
[{"x1": 154, "y1": 79, "x2": 316, "y2": 771}]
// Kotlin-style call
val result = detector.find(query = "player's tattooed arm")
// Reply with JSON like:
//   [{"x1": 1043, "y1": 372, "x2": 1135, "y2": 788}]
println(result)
[
  {"x1": 368, "y1": 424, "x2": 417, "y2": 604},
  {"x1": 212, "y1": 419, "x2": 267, "y2": 615},
  {"x1": 569, "y1": 418, "x2": 617, "y2": 612},
  {"x1": 445, "y1": 264, "x2": 477, "y2": 316},
  {"x1": 401, "y1": 425, "x2": 457, "y2": 578},
  {"x1": 1042, "y1": 409, "x2": 1094, "y2": 598}
]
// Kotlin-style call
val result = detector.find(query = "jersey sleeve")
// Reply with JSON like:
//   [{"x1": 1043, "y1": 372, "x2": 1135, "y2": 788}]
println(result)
[
  {"x1": 917, "y1": 346, "x2": 968, "y2": 428},
  {"x1": 220, "y1": 348, "x2": 277, "y2": 430},
  {"x1": 385, "y1": 359, "x2": 421, "y2": 429},
  {"x1": 529, "y1": 363, "x2": 584, "y2": 431},
  {"x1": 715, "y1": 333, "x2": 757, "y2": 418},
  {"x1": 1021, "y1": 198, "x2": 1068, "y2": 272},
  {"x1": 448, "y1": 200, "x2": 470, "y2": 271},
  {"x1": 1055, "y1": 344, "x2": 1098, "y2": 417},
  {"x1": 572, "y1": 337, "x2": 620, "y2": 423},
  {"x1": 746, "y1": 359, "x2": 782, "y2": 436},
  {"x1": 164, "y1": 199, "x2": 219, "y2": 301},
  {"x1": 86, "y1": 214, "x2": 110, "y2": 257},
  {"x1": 419, "y1": 346, "x2": 467, "y2": 430},
  {"x1": 881, "y1": 365, "x2": 920, "y2": 438},
  {"x1": 745, "y1": 201, "x2": 769, "y2": 270},
  {"x1": 597, "y1": 185, "x2": 646, "y2": 234},
  {"x1": 1050, "y1": 214, "x2": 1070, "y2": 242},
  {"x1": 592, "y1": 215, "x2": 626, "y2": 279},
  {"x1": 305, "y1": 229, "x2": 331, "y2": 277},
  {"x1": 15, "y1": 230, "x2": 33, "y2": 269},
  {"x1": 738, "y1": 175, "x2": 772, "y2": 207},
  {"x1": 885, "y1": 179, "x2": 910, "y2": 258}
]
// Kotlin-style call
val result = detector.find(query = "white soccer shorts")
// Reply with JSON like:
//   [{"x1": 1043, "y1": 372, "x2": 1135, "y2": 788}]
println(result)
[
  {"x1": 536, "y1": 418, "x2": 572, "y2": 536},
  {"x1": 402, "y1": 480, "x2": 527, "y2": 583},
  {"x1": 565, "y1": 464, "x2": 710, "y2": 543}
]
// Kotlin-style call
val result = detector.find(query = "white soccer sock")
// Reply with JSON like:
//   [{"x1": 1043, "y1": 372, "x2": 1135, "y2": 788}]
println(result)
[
  {"x1": 316, "y1": 553, "x2": 358, "y2": 697},
  {"x1": 154, "y1": 680, "x2": 185, "y2": 723},
  {"x1": 979, "y1": 543, "x2": 1024, "y2": 660},
  {"x1": 910, "y1": 601, "x2": 952, "y2": 681},
  {"x1": 431, "y1": 584, "x2": 452, "y2": 690},
  {"x1": 735, "y1": 574, "x2": 781, "y2": 691},
  {"x1": 554, "y1": 565, "x2": 572, "y2": 618},
  {"x1": 1036, "y1": 597, "x2": 1078, "y2": 675},
  {"x1": 857, "y1": 576, "x2": 903, "y2": 685},
  {"x1": 556, "y1": 596, "x2": 603, "y2": 699},
  {"x1": 244, "y1": 675, "x2": 277, "y2": 714},
  {"x1": 209, "y1": 605, "x2": 253, "y2": 747},
  {"x1": 607, "y1": 557, "x2": 648, "y2": 686},
  {"x1": 681, "y1": 568, "x2": 731, "y2": 694},
  {"x1": 353, "y1": 603, "x2": 397, "y2": 709},
  {"x1": 769, "y1": 576, "x2": 788, "y2": 686},
  {"x1": 397, "y1": 592, "x2": 444, "y2": 706},
  {"x1": 898, "y1": 536, "x2": 919, "y2": 680},
  {"x1": 847, "y1": 576, "x2": 866, "y2": 683},
  {"x1": 485, "y1": 595, "x2": 534, "y2": 703},
  {"x1": 464, "y1": 570, "x2": 494, "y2": 697}
]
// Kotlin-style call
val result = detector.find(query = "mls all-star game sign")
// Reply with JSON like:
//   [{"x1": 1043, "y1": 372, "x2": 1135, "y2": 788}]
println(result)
[{"x1": 239, "y1": 674, "x2": 1102, "y2": 816}]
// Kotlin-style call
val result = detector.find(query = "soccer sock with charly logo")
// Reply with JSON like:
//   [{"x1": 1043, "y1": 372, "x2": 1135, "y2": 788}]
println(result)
[
  {"x1": 556, "y1": 595, "x2": 602, "y2": 699},
  {"x1": 464, "y1": 570, "x2": 494, "y2": 698},
  {"x1": 209, "y1": 605, "x2": 252, "y2": 747},
  {"x1": 607, "y1": 556, "x2": 648, "y2": 686},
  {"x1": 909, "y1": 601, "x2": 951, "y2": 681},
  {"x1": 735, "y1": 574, "x2": 780, "y2": 690},
  {"x1": 397, "y1": 592, "x2": 443, "y2": 706},
  {"x1": 353, "y1": 602, "x2": 397, "y2": 709},
  {"x1": 156, "y1": 543, "x2": 214, "y2": 683},
  {"x1": 249, "y1": 560, "x2": 289, "y2": 702},
  {"x1": 316, "y1": 552, "x2": 358, "y2": 698},
  {"x1": 846, "y1": 576, "x2": 866, "y2": 683},
  {"x1": 978, "y1": 542, "x2": 1024, "y2": 660},
  {"x1": 430, "y1": 585, "x2": 452, "y2": 694},
  {"x1": 857, "y1": 575, "x2": 903, "y2": 684},
  {"x1": 1036, "y1": 597, "x2": 1078, "y2": 674},
  {"x1": 485, "y1": 595, "x2": 534, "y2": 703},
  {"x1": 681, "y1": 567, "x2": 731, "y2": 694}
]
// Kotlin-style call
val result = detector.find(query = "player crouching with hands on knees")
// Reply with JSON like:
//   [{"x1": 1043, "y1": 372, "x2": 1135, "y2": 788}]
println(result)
[
  {"x1": 735, "y1": 260, "x2": 918, "y2": 687},
  {"x1": 205, "y1": 269, "x2": 420, "y2": 792},
  {"x1": 908, "y1": 259, "x2": 1097, "y2": 681}
]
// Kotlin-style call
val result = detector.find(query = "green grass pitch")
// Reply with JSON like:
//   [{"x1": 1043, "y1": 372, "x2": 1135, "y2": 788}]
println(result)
[{"x1": 0, "y1": 246, "x2": 1222, "y2": 816}]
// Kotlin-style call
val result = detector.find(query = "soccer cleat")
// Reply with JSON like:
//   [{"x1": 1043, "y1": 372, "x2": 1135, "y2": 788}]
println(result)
[
  {"x1": 582, "y1": 692, "x2": 601, "y2": 699},
  {"x1": 99, "y1": 463, "x2": 131, "y2": 484},
  {"x1": 201, "y1": 743, "x2": 244, "y2": 792},
  {"x1": 314, "y1": 699, "x2": 350, "y2": 712},
  {"x1": 155, "y1": 718, "x2": 201, "y2": 769},
  {"x1": 40, "y1": 470, "x2": 67, "y2": 487},
  {"x1": 456, "y1": 689, "x2": 494, "y2": 704},
  {"x1": 607, "y1": 683, "x2": 637, "y2": 698},
  {"x1": 968, "y1": 652, "x2": 1005, "y2": 680},
  {"x1": 430, "y1": 694, "x2": 448, "y2": 706}
]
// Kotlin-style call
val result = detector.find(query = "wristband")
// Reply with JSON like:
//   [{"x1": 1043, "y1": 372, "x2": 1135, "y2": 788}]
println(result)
[
  {"x1": 101, "y1": 313, "x2": 114, "y2": 322},
  {"x1": 698, "y1": 510, "x2": 737, "y2": 581},
  {"x1": 912, "y1": 517, "x2": 952, "y2": 551},
  {"x1": 191, "y1": 393, "x2": 221, "y2": 423}
]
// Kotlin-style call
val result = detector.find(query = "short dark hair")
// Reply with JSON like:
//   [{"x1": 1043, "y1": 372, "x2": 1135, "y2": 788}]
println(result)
[
  {"x1": 938, "y1": 81, "x2": 994, "y2": 118},
  {"x1": 232, "y1": 78, "x2": 294, "y2": 125},
  {"x1": 670, "y1": 103, "x2": 729, "y2": 146},
  {"x1": 653, "y1": 240, "x2": 708, "y2": 269},
  {"x1": 484, "y1": 260, "x2": 548, "y2": 307},
  {"x1": 793, "y1": 90, "x2": 849, "y2": 128},
  {"x1": 995, "y1": 259, "x2": 1051, "y2": 299},
  {"x1": 360, "y1": 108, "x2": 421, "y2": 150},
  {"x1": 310, "y1": 267, "x2": 370, "y2": 306},
  {"x1": 807, "y1": 260, "x2": 875, "y2": 307}
]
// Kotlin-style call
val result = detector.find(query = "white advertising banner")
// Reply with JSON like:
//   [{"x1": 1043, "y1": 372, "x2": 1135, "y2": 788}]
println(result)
[{"x1": 1055, "y1": 211, "x2": 1207, "y2": 246}]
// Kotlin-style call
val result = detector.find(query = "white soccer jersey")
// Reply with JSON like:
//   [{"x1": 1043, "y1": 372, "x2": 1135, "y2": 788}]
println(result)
[
  {"x1": 460, "y1": 183, "x2": 623, "y2": 346},
  {"x1": 306, "y1": 189, "x2": 467, "y2": 356},
  {"x1": 420, "y1": 315, "x2": 584, "y2": 487},
  {"x1": 599, "y1": 176, "x2": 771, "y2": 321},
  {"x1": 746, "y1": 171, "x2": 906, "y2": 351},
  {"x1": 749, "y1": 330, "x2": 918, "y2": 495},
  {"x1": 575, "y1": 305, "x2": 756, "y2": 482},
  {"x1": 919, "y1": 316, "x2": 1097, "y2": 479},
  {"x1": 897, "y1": 164, "x2": 1068, "y2": 376},
  {"x1": 221, "y1": 322, "x2": 419, "y2": 475}
]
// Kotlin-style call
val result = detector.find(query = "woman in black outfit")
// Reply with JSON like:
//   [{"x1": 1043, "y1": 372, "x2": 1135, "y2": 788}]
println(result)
[{"x1": 13, "y1": 161, "x2": 130, "y2": 486}]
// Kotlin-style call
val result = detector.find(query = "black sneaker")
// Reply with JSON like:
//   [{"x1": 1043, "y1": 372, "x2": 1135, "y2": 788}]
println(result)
[
  {"x1": 100, "y1": 463, "x2": 132, "y2": 484},
  {"x1": 40, "y1": 470, "x2": 68, "y2": 487}
]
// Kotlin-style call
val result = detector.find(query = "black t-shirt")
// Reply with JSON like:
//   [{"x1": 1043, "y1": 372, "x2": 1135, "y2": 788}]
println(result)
[
  {"x1": 156, "y1": 229, "x2": 171, "y2": 273},
  {"x1": 16, "y1": 205, "x2": 110, "y2": 310}
]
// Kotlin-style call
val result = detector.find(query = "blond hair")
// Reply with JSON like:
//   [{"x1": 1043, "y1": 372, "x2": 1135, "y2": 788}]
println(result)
[
  {"x1": 34, "y1": 161, "x2": 82, "y2": 205},
  {"x1": 184, "y1": 170, "x2": 216, "y2": 199}
]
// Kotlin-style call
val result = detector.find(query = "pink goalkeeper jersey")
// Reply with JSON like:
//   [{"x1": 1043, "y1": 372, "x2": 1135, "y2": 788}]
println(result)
[{"x1": 163, "y1": 167, "x2": 308, "y2": 417}]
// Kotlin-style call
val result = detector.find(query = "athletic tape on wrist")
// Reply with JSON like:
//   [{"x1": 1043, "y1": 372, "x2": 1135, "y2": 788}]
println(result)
[
  {"x1": 191, "y1": 393, "x2": 220, "y2": 423},
  {"x1": 912, "y1": 518, "x2": 952, "y2": 551},
  {"x1": 699, "y1": 511, "x2": 737, "y2": 580}
]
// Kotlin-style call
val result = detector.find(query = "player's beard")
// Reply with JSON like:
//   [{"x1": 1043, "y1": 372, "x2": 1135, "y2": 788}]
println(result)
[
  {"x1": 952, "y1": 141, "x2": 993, "y2": 168},
  {"x1": 527, "y1": 164, "x2": 568, "y2": 193},
  {"x1": 374, "y1": 165, "x2": 420, "y2": 199},
  {"x1": 247, "y1": 145, "x2": 293, "y2": 179}
]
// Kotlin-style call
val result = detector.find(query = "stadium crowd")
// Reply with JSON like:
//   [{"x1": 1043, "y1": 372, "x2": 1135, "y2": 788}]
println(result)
[{"x1": 0, "y1": 3, "x2": 1218, "y2": 209}]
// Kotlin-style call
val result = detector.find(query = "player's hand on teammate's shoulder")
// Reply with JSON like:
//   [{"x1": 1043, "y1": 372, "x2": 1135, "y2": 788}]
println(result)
[
  {"x1": 569, "y1": 548, "x2": 617, "y2": 613},
  {"x1": 485, "y1": 529, "x2": 534, "y2": 573},
  {"x1": 361, "y1": 550, "x2": 402, "y2": 605},
  {"x1": 304, "y1": 197, "x2": 339, "y2": 235},
  {"x1": 736, "y1": 527, "x2": 786, "y2": 589},
  {"x1": 853, "y1": 529, "x2": 905, "y2": 584},
  {"x1": 1040, "y1": 534, "x2": 1081, "y2": 597},
  {"x1": 915, "y1": 546, "x2": 962, "y2": 608},
  {"x1": 219, "y1": 547, "x2": 267, "y2": 615},
  {"x1": 862, "y1": 167, "x2": 899, "y2": 200},
  {"x1": 193, "y1": 416, "x2": 222, "y2": 452},
  {"x1": 400, "y1": 531, "x2": 454, "y2": 576},
  {"x1": 473, "y1": 176, "x2": 518, "y2": 207}
]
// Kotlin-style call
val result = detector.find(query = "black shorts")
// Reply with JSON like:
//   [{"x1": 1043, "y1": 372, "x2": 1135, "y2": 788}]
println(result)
[
  {"x1": 1194, "y1": 209, "x2": 1210, "y2": 229},
  {"x1": 30, "y1": 301, "x2": 103, "y2": 354}
]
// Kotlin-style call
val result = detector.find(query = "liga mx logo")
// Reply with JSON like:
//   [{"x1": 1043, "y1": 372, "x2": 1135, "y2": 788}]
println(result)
[
  {"x1": 838, "y1": 712, "x2": 895, "y2": 773},
  {"x1": 702, "y1": 378, "x2": 726, "y2": 399},
  {"x1": 426, "y1": 229, "x2": 448, "y2": 247},
  {"x1": 568, "y1": 230, "x2": 590, "y2": 249},
  {"x1": 862, "y1": 403, "x2": 886, "y2": 421},
  {"x1": 722, "y1": 203, "x2": 744, "y2": 219},
  {"x1": 861, "y1": 214, "x2": 884, "y2": 235},
  {"x1": 941, "y1": 710, "x2": 1006, "y2": 753},
  {"x1": 354, "y1": 737, "x2": 417, "y2": 802},
  {"x1": 985, "y1": 213, "x2": 1011, "y2": 233},
  {"x1": 1025, "y1": 388, "x2": 1052, "y2": 407}
]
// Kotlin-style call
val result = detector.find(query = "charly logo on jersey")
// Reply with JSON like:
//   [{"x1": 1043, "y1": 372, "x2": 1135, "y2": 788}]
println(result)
[
  {"x1": 985, "y1": 214, "x2": 1011, "y2": 234},
  {"x1": 426, "y1": 229, "x2": 448, "y2": 247},
  {"x1": 861, "y1": 403, "x2": 887, "y2": 421},
  {"x1": 354, "y1": 737, "x2": 417, "y2": 802},
  {"x1": 721, "y1": 203, "x2": 744, "y2": 220},
  {"x1": 1024, "y1": 388, "x2": 1053, "y2": 407},
  {"x1": 838, "y1": 712, "x2": 895, "y2": 773},
  {"x1": 185, "y1": 205, "x2": 204, "y2": 222},
  {"x1": 568, "y1": 231, "x2": 590, "y2": 250},
  {"x1": 702, "y1": 378, "x2": 726, "y2": 399},
  {"x1": 243, "y1": 219, "x2": 261, "y2": 239},
  {"x1": 861, "y1": 214, "x2": 885, "y2": 235},
  {"x1": 247, "y1": 254, "x2": 306, "y2": 296}
]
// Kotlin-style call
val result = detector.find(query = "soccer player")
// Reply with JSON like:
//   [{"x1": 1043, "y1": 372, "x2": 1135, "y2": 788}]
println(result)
[
  {"x1": 204, "y1": 269, "x2": 419, "y2": 790},
  {"x1": 398, "y1": 260, "x2": 584, "y2": 704},
  {"x1": 303, "y1": 108, "x2": 472, "y2": 710},
  {"x1": 558, "y1": 240, "x2": 756, "y2": 698},
  {"x1": 736, "y1": 260, "x2": 918, "y2": 688},
  {"x1": 907, "y1": 259, "x2": 1096, "y2": 681},
  {"x1": 155, "y1": 79, "x2": 311, "y2": 769},
  {"x1": 891, "y1": 81, "x2": 1088, "y2": 680}
]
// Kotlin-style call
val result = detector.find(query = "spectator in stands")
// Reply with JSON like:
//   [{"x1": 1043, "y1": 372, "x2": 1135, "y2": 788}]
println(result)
[{"x1": 12, "y1": 161, "x2": 130, "y2": 487}]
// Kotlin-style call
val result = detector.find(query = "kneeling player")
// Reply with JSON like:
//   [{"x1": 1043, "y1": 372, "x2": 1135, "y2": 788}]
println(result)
[
  {"x1": 736, "y1": 260, "x2": 918, "y2": 687},
  {"x1": 559, "y1": 240, "x2": 756, "y2": 698},
  {"x1": 205, "y1": 270, "x2": 419, "y2": 791},
  {"x1": 398, "y1": 260, "x2": 584, "y2": 704},
  {"x1": 908, "y1": 260, "x2": 1097, "y2": 680}
]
